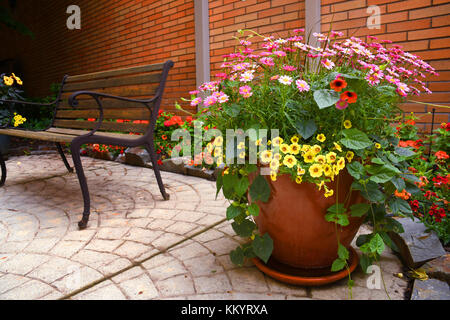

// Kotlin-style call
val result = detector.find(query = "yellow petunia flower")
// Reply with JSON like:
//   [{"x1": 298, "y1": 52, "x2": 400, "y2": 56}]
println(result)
[
  {"x1": 309, "y1": 164, "x2": 323, "y2": 178},
  {"x1": 324, "y1": 188, "x2": 334, "y2": 198},
  {"x1": 237, "y1": 142, "x2": 245, "y2": 149},
  {"x1": 238, "y1": 151, "x2": 246, "y2": 159},
  {"x1": 291, "y1": 135, "x2": 299, "y2": 144},
  {"x1": 3, "y1": 76, "x2": 13, "y2": 86},
  {"x1": 311, "y1": 145, "x2": 322, "y2": 155},
  {"x1": 316, "y1": 134, "x2": 326, "y2": 143},
  {"x1": 344, "y1": 120, "x2": 352, "y2": 129},
  {"x1": 260, "y1": 150, "x2": 273, "y2": 164},
  {"x1": 326, "y1": 152, "x2": 337, "y2": 164},
  {"x1": 315, "y1": 155, "x2": 326, "y2": 164},
  {"x1": 301, "y1": 144, "x2": 311, "y2": 153},
  {"x1": 337, "y1": 157, "x2": 346, "y2": 170},
  {"x1": 255, "y1": 139, "x2": 262, "y2": 146},
  {"x1": 271, "y1": 171, "x2": 277, "y2": 181},
  {"x1": 271, "y1": 137, "x2": 283, "y2": 147},
  {"x1": 273, "y1": 153, "x2": 281, "y2": 161},
  {"x1": 333, "y1": 142, "x2": 342, "y2": 152},
  {"x1": 270, "y1": 159, "x2": 280, "y2": 171},
  {"x1": 303, "y1": 150, "x2": 315, "y2": 163},
  {"x1": 317, "y1": 180, "x2": 325, "y2": 190},
  {"x1": 375, "y1": 143, "x2": 381, "y2": 149},
  {"x1": 214, "y1": 136, "x2": 223, "y2": 146},
  {"x1": 280, "y1": 143, "x2": 290, "y2": 154},
  {"x1": 295, "y1": 176, "x2": 302, "y2": 184},
  {"x1": 323, "y1": 164, "x2": 333, "y2": 177},
  {"x1": 345, "y1": 151, "x2": 354, "y2": 162},
  {"x1": 283, "y1": 155, "x2": 297, "y2": 168},
  {"x1": 11, "y1": 73, "x2": 22, "y2": 85},
  {"x1": 297, "y1": 166, "x2": 306, "y2": 176},
  {"x1": 214, "y1": 147, "x2": 223, "y2": 157},
  {"x1": 289, "y1": 143, "x2": 300, "y2": 155}
]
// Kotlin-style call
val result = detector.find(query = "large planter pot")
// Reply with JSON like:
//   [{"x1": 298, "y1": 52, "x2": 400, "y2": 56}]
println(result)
[
  {"x1": 249, "y1": 167, "x2": 366, "y2": 285},
  {"x1": 0, "y1": 135, "x2": 10, "y2": 155}
]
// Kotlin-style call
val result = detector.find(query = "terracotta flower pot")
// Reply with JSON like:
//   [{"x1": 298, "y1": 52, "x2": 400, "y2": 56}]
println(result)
[{"x1": 249, "y1": 168, "x2": 366, "y2": 269}]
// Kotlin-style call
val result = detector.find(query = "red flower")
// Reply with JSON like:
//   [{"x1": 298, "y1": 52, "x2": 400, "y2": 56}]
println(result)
[
  {"x1": 88, "y1": 118, "x2": 96, "y2": 122},
  {"x1": 435, "y1": 151, "x2": 449, "y2": 160},
  {"x1": 330, "y1": 78, "x2": 347, "y2": 92},
  {"x1": 340, "y1": 91, "x2": 357, "y2": 103},
  {"x1": 161, "y1": 135, "x2": 167, "y2": 141},
  {"x1": 157, "y1": 159, "x2": 163, "y2": 166}
]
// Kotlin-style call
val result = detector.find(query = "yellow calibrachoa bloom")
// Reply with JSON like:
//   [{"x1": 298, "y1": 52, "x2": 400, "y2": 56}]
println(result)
[
  {"x1": 326, "y1": 152, "x2": 337, "y2": 164},
  {"x1": 214, "y1": 147, "x2": 223, "y2": 157},
  {"x1": 214, "y1": 136, "x2": 223, "y2": 146},
  {"x1": 13, "y1": 113, "x2": 26, "y2": 127},
  {"x1": 315, "y1": 155, "x2": 326, "y2": 164},
  {"x1": 375, "y1": 143, "x2": 381, "y2": 149},
  {"x1": 291, "y1": 135, "x2": 299, "y2": 144},
  {"x1": 316, "y1": 134, "x2": 326, "y2": 142},
  {"x1": 280, "y1": 143, "x2": 290, "y2": 154},
  {"x1": 323, "y1": 164, "x2": 333, "y2": 177},
  {"x1": 346, "y1": 151, "x2": 354, "y2": 162},
  {"x1": 297, "y1": 166, "x2": 306, "y2": 175},
  {"x1": 260, "y1": 150, "x2": 272, "y2": 164},
  {"x1": 270, "y1": 159, "x2": 280, "y2": 171},
  {"x1": 324, "y1": 188, "x2": 334, "y2": 198},
  {"x1": 238, "y1": 151, "x2": 245, "y2": 159},
  {"x1": 289, "y1": 143, "x2": 300, "y2": 155},
  {"x1": 333, "y1": 142, "x2": 342, "y2": 152},
  {"x1": 303, "y1": 150, "x2": 315, "y2": 163},
  {"x1": 301, "y1": 144, "x2": 311, "y2": 153},
  {"x1": 309, "y1": 164, "x2": 323, "y2": 178},
  {"x1": 272, "y1": 137, "x2": 283, "y2": 147},
  {"x1": 11, "y1": 73, "x2": 22, "y2": 85},
  {"x1": 206, "y1": 143, "x2": 214, "y2": 153},
  {"x1": 255, "y1": 139, "x2": 262, "y2": 146},
  {"x1": 273, "y1": 153, "x2": 281, "y2": 161},
  {"x1": 295, "y1": 176, "x2": 302, "y2": 184},
  {"x1": 317, "y1": 180, "x2": 325, "y2": 190},
  {"x1": 237, "y1": 142, "x2": 245, "y2": 149},
  {"x1": 344, "y1": 120, "x2": 352, "y2": 129},
  {"x1": 311, "y1": 145, "x2": 322, "y2": 155},
  {"x1": 216, "y1": 156, "x2": 223, "y2": 166},
  {"x1": 283, "y1": 155, "x2": 297, "y2": 168},
  {"x1": 270, "y1": 172, "x2": 277, "y2": 181},
  {"x1": 337, "y1": 157, "x2": 346, "y2": 170},
  {"x1": 3, "y1": 76, "x2": 13, "y2": 86},
  {"x1": 223, "y1": 168, "x2": 230, "y2": 175}
]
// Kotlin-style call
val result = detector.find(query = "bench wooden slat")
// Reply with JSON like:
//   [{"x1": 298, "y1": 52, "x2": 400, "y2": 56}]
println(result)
[
  {"x1": 53, "y1": 119, "x2": 148, "y2": 133},
  {"x1": 46, "y1": 127, "x2": 142, "y2": 140},
  {"x1": 63, "y1": 73, "x2": 161, "y2": 92},
  {"x1": 0, "y1": 128, "x2": 77, "y2": 143},
  {"x1": 65, "y1": 63, "x2": 165, "y2": 83},
  {"x1": 55, "y1": 108, "x2": 151, "y2": 121},
  {"x1": 58, "y1": 97, "x2": 154, "y2": 109}
]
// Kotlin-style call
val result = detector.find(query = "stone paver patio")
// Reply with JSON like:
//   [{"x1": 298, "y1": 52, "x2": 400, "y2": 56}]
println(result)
[{"x1": 0, "y1": 154, "x2": 408, "y2": 300}]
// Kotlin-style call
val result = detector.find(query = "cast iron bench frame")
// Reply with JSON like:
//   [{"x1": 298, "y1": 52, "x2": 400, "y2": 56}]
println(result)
[{"x1": 0, "y1": 60, "x2": 174, "y2": 229}]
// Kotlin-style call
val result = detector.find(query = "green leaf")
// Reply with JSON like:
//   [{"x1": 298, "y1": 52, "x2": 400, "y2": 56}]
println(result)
[
  {"x1": 350, "y1": 203, "x2": 370, "y2": 217},
  {"x1": 223, "y1": 173, "x2": 239, "y2": 197},
  {"x1": 356, "y1": 234, "x2": 371, "y2": 247},
  {"x1": 371, "y1": 158, "x2": 385, "y2": 165},
  {"x1": 252, "y1": 233, "x2": 274, "y2": 263},
  {"x1": 313, "y1": 89, "x2": 340, "y2": 109},
  {"x1": 379, "y1": 232, "x2": 399, "y2": 253},
  {"x1": 294, "y1": 119, "x2": 317, "y2": 140},
  {"x1": 249, "y1": 175, "x2": 271, "y2": 203},
  {"x1": 360, "y1": 254, "x2": 372, "y2": 273},
  {"x1": 369, "y1": 165, "x2": 399, "y2": 184},
  {"x1": 226, "y1": 205, "x2": 243, "y2": 220},
  {"x1": 248, "y1": 203, "x2": 260, "y2": 216},
  {"x1": 230, "y1": 247, "x2": 245, "y2": 266},
  {"x1": 215, "y1": 173, "x2": 223, "y2": 200},
  {"x1": 331, "y1": 258, "x2": 346, "y2": 272},
  {"x1": 327, "y1": 203, "x2": 346, "y2": 214},
  {"x1": 352, "y1": 181, "x2": 385, "y2": 203},
  {"x1": 347, "y1": 161, "x2": 364, "y2": 179},
  {"x1": 338, "y1": 244, "x2": 349, "y2": 260},
  {"x1": 232, "y1": 219, "x2": 256, "y2": 238},
  {"x1": 388, "y1": 197, "x2": 412, "y2": 214},
  {"x1": 235, "y1": 177, "x2": 250, "y2": 197},
  {"x1": 390, "y1": 176, "x2": 406, "y2": 191},
  {"x1": 369, "y1": 233, "x2": 385, "y2": 255},
  {"x1": 341, "y1": 129, "x2": 372, "y2": 150},
  {"x1": 337, "y1": 214, "x2": 350, "y2": 226},
  {"x1": 394, "y1": 147, "x2": 415, "y2": 157},
  {"x1": 224, "y1": 103, "x2": 241, "y2": 117}
]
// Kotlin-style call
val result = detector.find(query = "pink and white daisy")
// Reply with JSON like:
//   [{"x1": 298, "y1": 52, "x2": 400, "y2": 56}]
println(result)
[
  {"x1": 278, "y1": 75, "x2": 293, "y2": 85},
  {"x1": 295, "y1": 80, "x2": 310, "y2": 92},
  {"x1": 203, "y1": 95, "x2": 217, "y2": 107},
  {"x1": 239, "y1": 85, "x2": 253, "y2": 98},
  {"x1": 321, "y1": 59, "x2": 335, "y2": 70},
  {"x1": 190, "y1": 97, "x2": 202, "y2": 107},
  {"x1": 240, "y1": 70, "x2": 254, "y2": 83},
  {"x1": 335, "y1": 99, "x2": 349, "y2": 110}
]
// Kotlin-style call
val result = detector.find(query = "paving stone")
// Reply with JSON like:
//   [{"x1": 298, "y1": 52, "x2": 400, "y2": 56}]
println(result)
[
  {"x1": 0, "y1": 274, "x2": 30, "y2": 294},
  {"x1": 156, "y1": 274, "x2": 195, "y2": 297},
  {"x1": 422, "y1": 254, "x2": 450, "y2": 284},
  {"x1": 118, "y1": 274, "x2": 159, "y2": 299},
  {"x1": 145, "y1": 257, "x2": 188, "y2": 281},
  {"x1": 184, "y1": 255, "x2": 224, "y2": 277},
  {"x1": 389, "y1": 218, "x2": 446, "y2": 268},
  {"x1": 0, "y1": 279, "x2": 58, "y2": 300},
  {"x1": 169, "y1": 241, "x2": 210, "y2": 261},
  {"x1": 227, "y1": 268, "x2": 269, "y2": 293},
  {"x1": 0, "y1": 253, "x2": 50, "y2": 275},
  {"x1": 411, "y1": 279, "x2": 450, "y2": 300},
  {"x1": 114, "y1": 241, "x2": 155, "y2": 260},
  {"x1": 73, "y1": 280, "x2": 126, "y2": 300},
  {"x1": 193, "y1": 273, "x2": 232, "y2": 294}
]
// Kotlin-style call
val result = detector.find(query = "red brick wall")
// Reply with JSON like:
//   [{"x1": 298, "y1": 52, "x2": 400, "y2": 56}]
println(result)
[
  {"x1": 320, "y1": 0, "x2": 450, "y2": 131},
  {"x1": 209, "y1": 0, "x2": 306, "y2": 77},
  {"x1": 0, "y1": 0, "x2": 196, "y2": 114}
]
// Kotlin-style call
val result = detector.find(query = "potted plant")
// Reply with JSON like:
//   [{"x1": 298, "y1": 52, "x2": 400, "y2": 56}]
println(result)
[
  {"x1": 0, "y1": 73, "x2": 27, "y2": 154},
  {"x1": 176, "y1": 29, "x2": 438, "y2": 289}
]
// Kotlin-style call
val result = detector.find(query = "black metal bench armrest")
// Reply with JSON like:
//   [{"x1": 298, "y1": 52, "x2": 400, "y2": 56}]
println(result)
[{"x1": 68, "y1": 91, "x2": 157, "y2": 137}]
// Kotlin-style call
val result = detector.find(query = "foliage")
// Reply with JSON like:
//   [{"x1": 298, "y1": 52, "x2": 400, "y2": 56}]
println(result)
[
  {"x1": 176, "y1": 29, "x2": 438, "y2": 277},
  {"x1": 0, "y1": 73, "x2": 27, "y2": 127}
]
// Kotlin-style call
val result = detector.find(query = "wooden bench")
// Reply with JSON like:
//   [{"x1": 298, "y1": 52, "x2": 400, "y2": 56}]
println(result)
[{"x1": 0, "y1": 60, "x2": 174, "y2": 229}]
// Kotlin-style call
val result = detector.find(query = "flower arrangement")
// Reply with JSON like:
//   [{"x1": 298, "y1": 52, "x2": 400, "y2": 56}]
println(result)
[
  {"x1": 0, "y1": 73, "x2": 27, "y2": 127},
  {"x1": 177, "y1": 28, "x2": 439, "y2": 281}
]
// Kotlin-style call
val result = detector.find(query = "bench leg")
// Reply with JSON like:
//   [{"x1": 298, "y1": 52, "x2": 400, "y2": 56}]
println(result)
[
  {"x1": 0, "y1": 151, "x2": 6, "y2": 187},
  {"x1": 146, "y1": 143, "x2": 170, "y2": 201},
  {"x1": 70, "y1": 142, "x2": 91, "y2": 229},
  {"x1": 56, "y1": 143, "x2": 74, "y2": 173}
]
